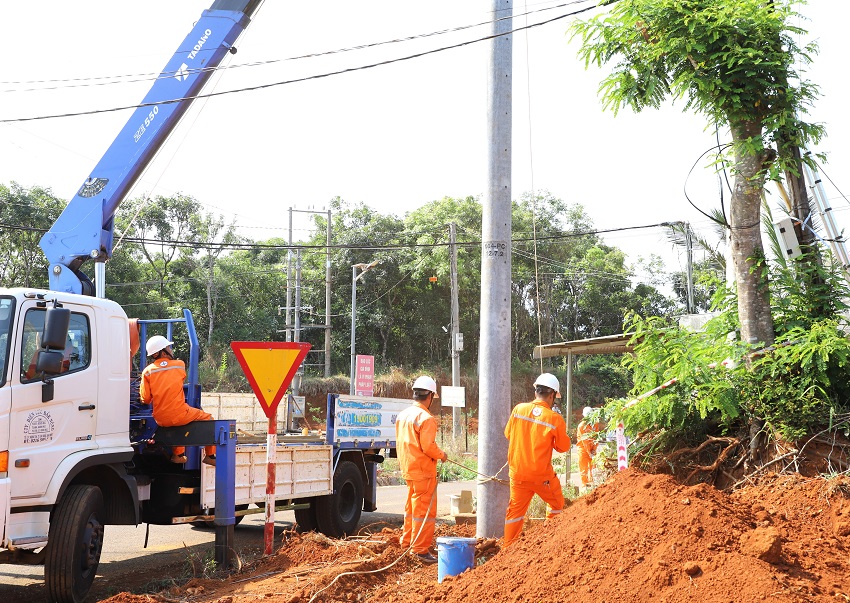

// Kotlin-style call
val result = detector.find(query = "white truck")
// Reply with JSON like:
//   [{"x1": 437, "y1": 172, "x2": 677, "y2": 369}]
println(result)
[
  {"x1": 0, "y1": 1, "x2": 406, "y2": 601},
  {"x1": 0, "y1": 292, "x2": 405, "y2": 602}
]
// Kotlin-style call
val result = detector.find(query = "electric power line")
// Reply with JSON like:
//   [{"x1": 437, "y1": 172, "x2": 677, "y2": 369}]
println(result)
[
  {"x1": 1, "y1": 0, "x2": 595, "y2": 93},
  {"x1": 0, "y1": 2, "x2": 601, "y2": 124}
]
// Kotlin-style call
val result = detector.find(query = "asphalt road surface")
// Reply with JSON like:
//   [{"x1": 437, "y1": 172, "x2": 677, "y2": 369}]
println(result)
[{"x1": 0, "y1": 480, "x2": 478, "y2": 603}]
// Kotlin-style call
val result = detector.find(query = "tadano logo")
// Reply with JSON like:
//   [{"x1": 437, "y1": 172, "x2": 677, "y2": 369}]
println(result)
[
  {"x1": 174, "y1": 63, "x2": 190, "y2": 82},
  {"x1": 188, "y1": 29, "x2": 212, "y2": 60}
]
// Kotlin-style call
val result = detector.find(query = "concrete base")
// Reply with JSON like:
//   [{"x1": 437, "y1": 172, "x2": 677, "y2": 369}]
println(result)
[{"x1": 453, "y1": 513, "x2": 477, "y2": 526}]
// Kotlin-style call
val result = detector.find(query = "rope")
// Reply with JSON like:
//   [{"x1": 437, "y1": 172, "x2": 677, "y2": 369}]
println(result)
[
  {"x1": 446, "y1": 458, "x2": 509, "y2": 486},
  {"x1": 306, "y1": 484, "x2": 437, "y2": 603}
]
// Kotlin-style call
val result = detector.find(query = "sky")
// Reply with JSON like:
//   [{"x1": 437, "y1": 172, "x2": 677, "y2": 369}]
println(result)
[{"x1": 1, "y1": 0, "x2": 848, "y2": 283}]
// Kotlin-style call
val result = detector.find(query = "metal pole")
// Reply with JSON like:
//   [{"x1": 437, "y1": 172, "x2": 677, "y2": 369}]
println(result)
[
  {"x1": 450, "y1": 223, "x2": 461, "y2": 439},
  {"x1": 94, "y1": 262, "x2": 106, "y2": 299},
  {"x1": 264, "y1": 413, "x2": 277, "y2": 556},
  {"x1": 685, "y1": 222, "x2": 694, "y2": 314},
  {"x1": 350, "y1": 265, "x2": 357, "y2": 395},
  {"x1": 565, "y1": 351, "x2": 573, "y2": 491},
  {"x1": 285, "y1": 208, "x2": 293, "y2": 342},
  {"x1": 477, "y1": 0, "x2": 512, "y2": 539},
  {"x1": 293, "y1": 249, "x2": 302, "y2": 396},
  {"x1": 325, "y1": 210, "x2": 332, "y2": 378}
]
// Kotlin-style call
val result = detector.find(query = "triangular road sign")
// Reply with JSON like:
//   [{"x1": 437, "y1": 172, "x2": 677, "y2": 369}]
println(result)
[{"x1": 230, "y1": 341, "x2": 311, "y2": 419}]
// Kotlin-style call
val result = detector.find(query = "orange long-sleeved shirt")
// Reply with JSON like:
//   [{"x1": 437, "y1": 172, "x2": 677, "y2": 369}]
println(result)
[
  {"x1": 395, "y1": 402, "x2": 445, "y2": 481},
  {"x1": 139, "y1": 357, "x2": 191, "y2": 427},
  {"x1": 577, "y1": 419, "x2": 600, "y2": 454},
  {"x1": 504, "y1": 399, "x2": 571, "y2": 481}
]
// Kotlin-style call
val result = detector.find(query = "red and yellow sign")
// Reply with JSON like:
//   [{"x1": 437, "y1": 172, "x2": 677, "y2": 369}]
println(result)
[{"x1": 230, "y1": 342, "x2": 311, "y2": 418}]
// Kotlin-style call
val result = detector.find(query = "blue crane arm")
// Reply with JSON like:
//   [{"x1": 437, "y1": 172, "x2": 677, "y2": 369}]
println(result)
[{"x1": 40, "y1": 0, "x2": 262, "y2": 295}]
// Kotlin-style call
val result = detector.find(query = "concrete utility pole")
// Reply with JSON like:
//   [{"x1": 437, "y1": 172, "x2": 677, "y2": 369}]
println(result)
[
  {"x1": 450, "y1": 223, "x2": 461, "y2": 438},
  {"x1": 477, "y1": 0, "x2": 513, "y2": 539},
  {"x1": 324, "y1": 210, "x2": 332, "y2": 378},
  {"x1": 350, "y1": 260, "x2": 379, "y2": 395},
  {"x1": 285, "y1": 208, "x2": 293, "y2": 342}
]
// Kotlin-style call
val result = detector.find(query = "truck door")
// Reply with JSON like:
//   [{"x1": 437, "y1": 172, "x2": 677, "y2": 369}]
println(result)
[
  {"x1": 8, "y1": 301, "x2": 98, "y2": 500},
  {"x1": 0, "y1": 297, "x2": 13, "y2": 546}
]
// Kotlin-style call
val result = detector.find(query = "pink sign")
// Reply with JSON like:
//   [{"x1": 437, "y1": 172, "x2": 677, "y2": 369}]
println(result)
[{"x1": 355, "y1": 354, "x2": 375, "y2": 396}]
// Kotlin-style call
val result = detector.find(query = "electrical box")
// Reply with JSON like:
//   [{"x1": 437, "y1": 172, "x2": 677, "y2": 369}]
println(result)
[
  {"x1": 455, "y1": 332, "x2": 464, "y2": 351},
  {"x1": 774, "y1": 218, "x2": 801, "y2": 258}
]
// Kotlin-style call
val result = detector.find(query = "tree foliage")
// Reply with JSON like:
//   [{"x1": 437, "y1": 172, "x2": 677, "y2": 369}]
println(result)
[
  {"x1": 572, "y1": 0, "x2": 824, "y2": 350},
  {"x1": 1, "y1": 185, "x2": 675, "y2": 393}
]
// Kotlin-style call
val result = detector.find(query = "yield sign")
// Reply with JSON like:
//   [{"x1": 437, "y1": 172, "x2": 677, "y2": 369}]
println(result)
[{"x1": 230, "y1": 342, "x2": 311, "y2": 419}]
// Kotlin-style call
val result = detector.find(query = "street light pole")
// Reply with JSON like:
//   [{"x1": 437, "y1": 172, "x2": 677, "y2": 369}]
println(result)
[{"x1": 350, "y1": 260, "x2": 379, "y2": 395}]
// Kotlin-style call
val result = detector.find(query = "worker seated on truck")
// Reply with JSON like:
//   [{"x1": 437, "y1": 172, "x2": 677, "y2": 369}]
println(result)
[{"x1": 139, "y1": 335, "x2": 216, "y2": 466}]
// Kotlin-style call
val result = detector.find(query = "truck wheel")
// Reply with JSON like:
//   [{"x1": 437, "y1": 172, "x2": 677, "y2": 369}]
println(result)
[
  {"x1": 45, "y1": 485, "x2": 105, "y2": 603},
  {"x1": 315, "y1": 461, "x2": 363, "y2": 538},
  {"x1": 294, "y1": 498, "x2": 318, "y2": 533}
]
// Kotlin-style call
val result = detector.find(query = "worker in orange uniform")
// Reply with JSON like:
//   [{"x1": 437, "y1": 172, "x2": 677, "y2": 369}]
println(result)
[
  {"x1": 577, "y1": 406, "x2": 601, "y2": 489},
  {"x1": 140, "y1": 335, "x2": 216, "y2": 466},
  {"x1": 503, "y1": 372, "x2": 571, "y2": 547},
  {"x1": 395, "y1": 375, "x2": 447, "y2": 564}
]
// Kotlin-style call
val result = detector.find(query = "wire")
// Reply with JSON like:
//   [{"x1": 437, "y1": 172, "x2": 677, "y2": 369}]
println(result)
[
  {"x1": 1, "y1": 0, "x2": 595, "y2": 92},
  {"x1": 0, "y1": 221, "x2": 675, "y2": 250},
  {"x1": 0, "y1": 2, "x2": 600, "y2": 124},
  {"x1": 305, "y1": 479, "x2": 438, "y2": 603},
  {"x1": 714, "y1": 124, "x2": 730, "y2": 227},
  {"x1": 811, "y1": 158, "x2": 850, "y2": 208},
  {"x1": 683, "y1": 142, "x2": 732, "y2": 226}
]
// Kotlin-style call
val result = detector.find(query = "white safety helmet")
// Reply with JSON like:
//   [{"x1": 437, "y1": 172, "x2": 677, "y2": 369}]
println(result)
[
  {"x1": 533, "y1": 372, "x2": 562, "y2": 398},
  {"x1": 412, "y1": 375, "x2": 439, "y2": 397},
  {"x1": 146, "y1": 335, "x2": 174, "y2": 357},
  {"x1": 583, "y1": 406, "x2": 593, "y2": 418}
]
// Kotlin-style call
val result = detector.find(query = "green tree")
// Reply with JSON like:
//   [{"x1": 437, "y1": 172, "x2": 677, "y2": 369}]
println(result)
[
  {"x1": 0, "y1": 184, "x2": 64, "y2": 288},
  {"x1": 573, "y1": 0, "x2": 823, "y2": 350}
]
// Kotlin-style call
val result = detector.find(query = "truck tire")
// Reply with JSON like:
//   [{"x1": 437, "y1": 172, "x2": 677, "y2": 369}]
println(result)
[
  {"x1": 45, "y1": 485, "x2": 105, "y2": 603},
  {"x1": 294, "y1": 498, "x2": 319, "y2": 533},
  {"x1": 315, "y1": 461, "x2": 363, "y2": 538}
]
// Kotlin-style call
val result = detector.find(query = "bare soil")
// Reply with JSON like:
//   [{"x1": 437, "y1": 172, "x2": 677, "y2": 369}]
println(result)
[{"x1": 97, "y1": 469, "x2": 850, "y2": 603}]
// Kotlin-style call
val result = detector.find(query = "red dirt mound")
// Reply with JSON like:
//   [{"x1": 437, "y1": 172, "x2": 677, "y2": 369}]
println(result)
[
  {"x1": 423, "y1": 469, "x2": 849, "y2": 603},
  {"x1": 98, "y1": 470, "x2": 850, "y2": 603}
]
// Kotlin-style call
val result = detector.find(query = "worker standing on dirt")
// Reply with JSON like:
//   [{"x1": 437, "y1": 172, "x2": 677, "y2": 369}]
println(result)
[
  {"x1": 140, "y1": 335, "x2": 216, "y2": 466},
  {"x1": 395, "y1": 375, "x2": 448, "y2": 564},
  {"x1": 503, "y1": 373, "x2": 571, "y2": 547},
  {"x1": 577, "y1": 406, "x2": 601, "y2": 489}
]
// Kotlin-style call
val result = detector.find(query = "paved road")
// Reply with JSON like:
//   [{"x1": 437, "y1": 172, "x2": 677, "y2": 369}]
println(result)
[{"x1": 0, "y1": 480, "x2": 478, "y2": 602}]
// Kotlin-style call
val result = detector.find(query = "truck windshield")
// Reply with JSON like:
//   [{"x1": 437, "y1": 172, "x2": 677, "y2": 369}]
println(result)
[{"x1": 0, "y1": 297, "x2": 13, "y2": 386}]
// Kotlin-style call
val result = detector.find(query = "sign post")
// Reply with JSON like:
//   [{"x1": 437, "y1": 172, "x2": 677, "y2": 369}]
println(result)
[
  {"x1": 355, "y1": 354, "x2": 374, "y2": 396},
  {"x1": 230, "y1": 341, "x2": 311, "y2": 555}
]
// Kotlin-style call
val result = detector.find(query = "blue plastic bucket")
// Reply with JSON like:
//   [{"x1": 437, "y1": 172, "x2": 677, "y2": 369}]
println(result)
[{"x1": 436, "y1": 536, "x2": 477, "y2": 582}]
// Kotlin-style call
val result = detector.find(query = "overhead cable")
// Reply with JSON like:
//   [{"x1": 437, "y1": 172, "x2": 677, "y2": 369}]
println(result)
[{"x1": 0, "y1": 2, "x2": 601, "y2": 124}]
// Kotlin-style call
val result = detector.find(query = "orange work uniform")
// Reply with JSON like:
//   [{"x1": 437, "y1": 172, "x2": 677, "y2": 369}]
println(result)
[
  {"x1": 395, "y1": 401, "x2": 446, "y2": 554},
  {"x1": 577, "y1": 419, "x2": 600, "y2": 486},
  {"x1": 139, "y1": 357, "x2": 215, "y2": 457},
  {"x1": 503, "y1": 399, "x2": 571, "y2": 547}
]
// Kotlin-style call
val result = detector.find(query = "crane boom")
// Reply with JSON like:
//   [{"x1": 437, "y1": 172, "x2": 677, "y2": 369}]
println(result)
[{"x1": 40, "y1": 0, "x2": 262, "y2": 295}]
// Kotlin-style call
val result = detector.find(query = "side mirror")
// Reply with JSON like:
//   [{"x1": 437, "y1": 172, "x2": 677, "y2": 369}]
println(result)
[
  {"x1": 36, "y1": 349, "x2": 65, "y2": 376},
  {"x1": 41, "y1": 307, "x2": 70, "y2": 350}
]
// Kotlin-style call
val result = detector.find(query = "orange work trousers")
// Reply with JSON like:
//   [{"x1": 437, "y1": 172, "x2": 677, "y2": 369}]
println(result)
[
  {"x1": 400, "y1": 476, "x2": 438, "y2": 554},
  {"x1": 158, "y1": 407, "x2": 216, "y2": 457},
  {"x1": 504, "y1": 477, "x2": 564, "y2": 547},
  {"x1": 578, "y1": 448, "x2": 593, "y2": 486}
]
